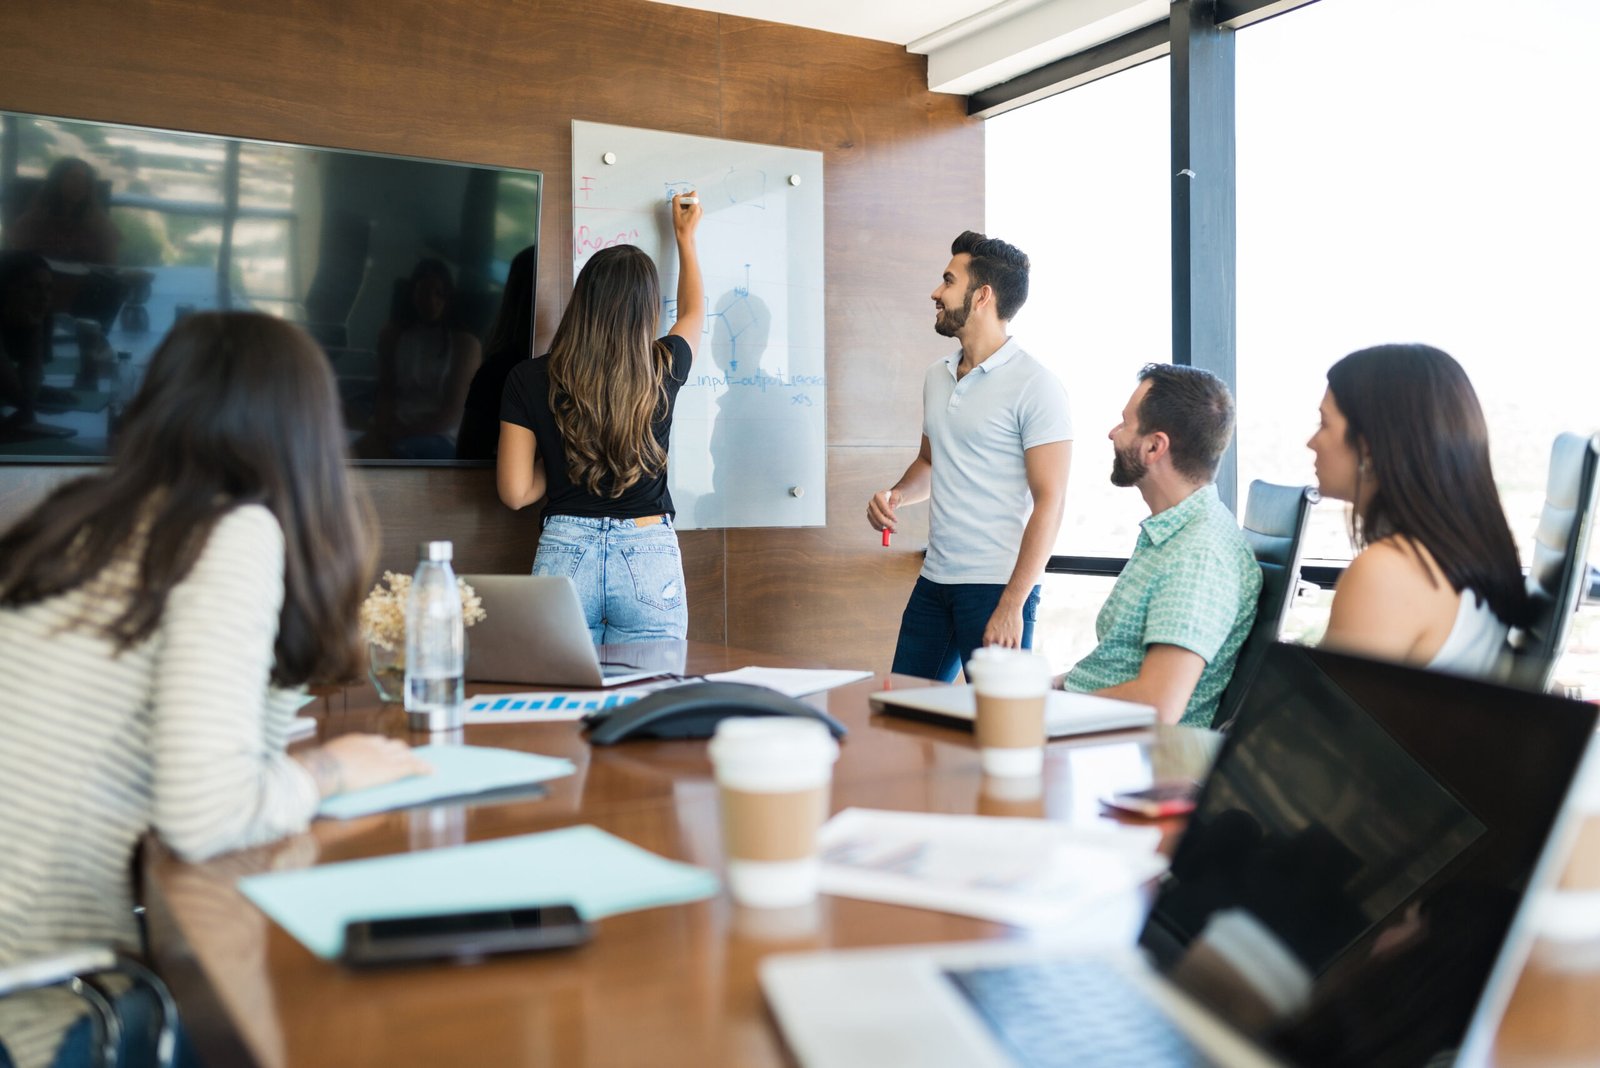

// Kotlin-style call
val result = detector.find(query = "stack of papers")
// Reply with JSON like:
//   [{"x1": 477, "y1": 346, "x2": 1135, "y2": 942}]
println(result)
[
  {"x1": 703, "y1": 666, "x2": 872, "y2": 697},
  {"x1": 317, "y1": 744, "x2": 575, "y2": 819},
  {"x1": 818, "y1": 808, "x2": 1167, "y2": 928},
  {"x1": 238, "y1": 825, "x2": 719, "y2": 959}
]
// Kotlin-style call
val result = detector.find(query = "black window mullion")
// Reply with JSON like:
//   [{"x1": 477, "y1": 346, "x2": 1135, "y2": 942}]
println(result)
[{"x1": 1170, "y1": 0, "x2": 1239, "y2": 513}]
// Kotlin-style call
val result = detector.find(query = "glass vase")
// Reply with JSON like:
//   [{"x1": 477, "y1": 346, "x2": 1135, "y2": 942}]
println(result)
[{"x1": 367, "y1": 642, "x2": 405, "y2": 703}]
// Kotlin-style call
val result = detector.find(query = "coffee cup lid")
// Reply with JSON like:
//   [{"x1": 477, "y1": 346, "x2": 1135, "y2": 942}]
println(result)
[
  {"x1": 965, "y1": 647, "x2": 1052, "y2": 690},
  {"x1": 709, "y1": 717, "x2": 838, "y2": 791}
]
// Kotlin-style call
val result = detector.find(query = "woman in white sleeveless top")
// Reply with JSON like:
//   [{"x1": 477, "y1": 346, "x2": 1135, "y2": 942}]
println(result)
[{"x1": 1307, "y1": 344, "x2": 1529, "y2": 678}]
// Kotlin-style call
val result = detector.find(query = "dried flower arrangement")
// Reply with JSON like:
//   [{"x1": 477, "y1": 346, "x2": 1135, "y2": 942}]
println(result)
[{"x1": 360, "y1": 571, "x2": 487, "y2": 653}]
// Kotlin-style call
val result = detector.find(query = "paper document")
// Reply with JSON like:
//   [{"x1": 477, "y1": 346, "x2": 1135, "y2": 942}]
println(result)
[
  {"x1": 288, "y1": 716, "x2": 318, "y2": 741},
  {"x1": 818, "y1": 808, "x2": 1167, "y2": 928},
  {"x1": 317, "y1": 744, "x2": 574, "y2": 820},
  {"x1": 704, "y1": 666, "x2": 873, "y2": 698},
  {"x1": 464, "y1": 689, "x2": 655, "y2": 724},
  {"x1": 239, "y1": 824, "x2": 719, "y2": 959}
]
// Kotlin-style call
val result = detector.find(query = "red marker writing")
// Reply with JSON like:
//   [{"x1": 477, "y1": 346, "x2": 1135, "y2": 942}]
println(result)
[{"x1": 882, "y1": 528, "x2": 892, "y2": 548}]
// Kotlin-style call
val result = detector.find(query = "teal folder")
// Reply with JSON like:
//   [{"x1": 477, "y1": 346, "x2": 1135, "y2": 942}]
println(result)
[
  {"x1": 238, "y1": 825, "x2": 720, "y2": 959},
  {"x1": 316, "y1": 744, "x2": 575, "y2": 820}
]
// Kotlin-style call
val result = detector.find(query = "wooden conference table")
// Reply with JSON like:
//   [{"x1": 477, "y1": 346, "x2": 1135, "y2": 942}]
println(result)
[{"x1": 142, "y1": 641, "x2": 1600, "y2": 1068}]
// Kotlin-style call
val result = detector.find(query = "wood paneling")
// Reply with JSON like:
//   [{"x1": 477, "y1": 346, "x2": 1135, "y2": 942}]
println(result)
[
  {"x1": 725, "y1": 446, "x2": 928, "y2": 671},
  {"x1": 0, "y1": 0, "x2": 981, "y2": 667}
]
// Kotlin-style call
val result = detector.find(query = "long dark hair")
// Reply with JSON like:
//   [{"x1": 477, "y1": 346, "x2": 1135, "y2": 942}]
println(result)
[
  {"x1": 399, "y1": 257, "x2": 455, "y2": 328},
  {"x1": 547, "y1": 245, "x2": 670, "y2": 497},
  {"x1": 482, "y1": 245, "x2": 536, "y2": 361},
  {"x1": 1326, "y1": 344, "x2": 1530, "y2": 627},
  {"x1": 0, "y1": 312, "x2": 374, "y2": 685}
]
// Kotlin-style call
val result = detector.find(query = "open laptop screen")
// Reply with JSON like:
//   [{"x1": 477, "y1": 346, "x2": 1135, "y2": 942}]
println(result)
[{"x1": 1141, "y1": 643, "x2": 1595, "y2": 1067}]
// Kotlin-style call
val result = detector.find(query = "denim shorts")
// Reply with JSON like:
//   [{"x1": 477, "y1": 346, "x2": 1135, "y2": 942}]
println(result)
[{"x1": 533, "y1": 514, "x2": 688, "y2": 644}]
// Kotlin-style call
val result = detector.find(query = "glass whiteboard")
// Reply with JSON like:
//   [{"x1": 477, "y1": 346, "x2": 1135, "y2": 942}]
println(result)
[{"x1": 572, "y1": 121, "x2": 826, "y2": 529}]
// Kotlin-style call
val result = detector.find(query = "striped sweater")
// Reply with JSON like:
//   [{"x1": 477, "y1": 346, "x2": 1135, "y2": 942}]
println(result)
[{"x1": 0, "y1": 505, "x2": 320, "y2": 1067}]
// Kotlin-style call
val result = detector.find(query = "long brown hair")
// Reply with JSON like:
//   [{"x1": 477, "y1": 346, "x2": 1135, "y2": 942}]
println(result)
[
  {"x1": 0, "y1": 312, "x2": 374, "y2": 685},
  {"x1": 1326, "y1": 344, "x2": 1531, "y2": 627},
  {"x1": 546, "y1": 245, "x2": 672, "y2": 497}
]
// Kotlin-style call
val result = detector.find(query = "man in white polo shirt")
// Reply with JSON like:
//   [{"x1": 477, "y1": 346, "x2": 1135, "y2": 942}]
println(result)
[{"x1": 867, "y1": 230, "x2": 1073, "y2": 681}]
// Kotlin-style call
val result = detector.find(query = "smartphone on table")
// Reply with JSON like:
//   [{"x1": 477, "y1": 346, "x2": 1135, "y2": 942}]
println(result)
[
  {"x1": 341, "y1": 904, "x2": 590, "y2": 967},
  {"x1": 1099, "y1": 781, "x2": 1199, "y2": 818}
]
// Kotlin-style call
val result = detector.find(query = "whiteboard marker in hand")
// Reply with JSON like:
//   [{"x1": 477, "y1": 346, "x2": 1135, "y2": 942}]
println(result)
[{"x1": 679, "y1": 196, "x2": 699, "y2": 205}]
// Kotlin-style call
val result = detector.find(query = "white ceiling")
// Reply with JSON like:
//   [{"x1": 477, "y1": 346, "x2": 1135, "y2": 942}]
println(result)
[
  {"x1": 639, "y1": 0, "x2": 1010, "y2": 46},
  {"x1": 640, "y1": 0, "x2": 1167, "y2": 94}
]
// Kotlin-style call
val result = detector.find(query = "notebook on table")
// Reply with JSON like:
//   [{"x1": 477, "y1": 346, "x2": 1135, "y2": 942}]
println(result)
[
  {"x1": 461, "y1": 575, "x2": 670, "y2": 688},
  {"x1": 869, "y1": 685, "x2": 1156, "y2": 737},
  {"x1": 764, "y1": 642, "x2": 1599, "y2": 1067}
]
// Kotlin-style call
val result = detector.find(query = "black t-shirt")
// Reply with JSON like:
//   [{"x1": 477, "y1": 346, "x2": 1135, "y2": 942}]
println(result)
[{"x1": 500, "y1": 334, "x2": 692, "y2": 519}]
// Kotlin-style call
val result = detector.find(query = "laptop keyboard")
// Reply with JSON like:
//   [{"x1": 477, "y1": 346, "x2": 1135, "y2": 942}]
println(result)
[{"x1": 944, "y1": 960, "x2": 1219, "y2": 1068}]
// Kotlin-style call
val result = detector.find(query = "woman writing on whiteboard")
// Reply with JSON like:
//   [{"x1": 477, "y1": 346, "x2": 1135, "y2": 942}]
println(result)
[{"x1": 497, "y1": 192, "x2": 703, "y2": 642}]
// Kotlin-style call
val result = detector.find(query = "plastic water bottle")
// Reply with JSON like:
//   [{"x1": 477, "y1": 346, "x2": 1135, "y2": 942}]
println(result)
[{"x1": 404, "y1": 540, "x2": 464, "y2": 731}]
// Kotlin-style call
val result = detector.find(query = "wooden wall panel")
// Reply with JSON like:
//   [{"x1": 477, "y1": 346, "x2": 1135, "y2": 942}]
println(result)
[
  {"x1": 0, "y1": 0, "x2": 980, "y2": 668},
  {"x1": 726, "y1": 446, "x2": 928, "y2": 671}
]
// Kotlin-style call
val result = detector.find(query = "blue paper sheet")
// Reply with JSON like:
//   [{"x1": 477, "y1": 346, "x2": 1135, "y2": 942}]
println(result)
[
  {"x1": 237, "y1": 825, "x2": 719, "y2": 958},
  {"x1": 316, "y1": 744, "x2": 575, "y2": 820}
]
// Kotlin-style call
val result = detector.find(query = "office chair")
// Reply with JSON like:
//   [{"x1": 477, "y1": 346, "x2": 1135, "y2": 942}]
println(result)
[
  {"x1": 1211, "y1": 481, "x2": 1319, "y2": 731},
  {"x1": 0, "y1": 948, "x2": 178, "y2": 1067},
  {"x1": 1505, "y1": 432, "x2": 1600, "y2": 693}
]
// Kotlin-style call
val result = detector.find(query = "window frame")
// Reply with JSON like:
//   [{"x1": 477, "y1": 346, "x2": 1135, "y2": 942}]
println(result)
[{"x1": 974, "y1": 0, "x2": 1324, "y2": 579}]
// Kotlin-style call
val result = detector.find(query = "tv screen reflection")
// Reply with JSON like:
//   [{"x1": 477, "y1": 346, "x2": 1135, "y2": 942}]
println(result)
[{"x1": 0, "y1": 110, "x2": 540, "y2": 463}]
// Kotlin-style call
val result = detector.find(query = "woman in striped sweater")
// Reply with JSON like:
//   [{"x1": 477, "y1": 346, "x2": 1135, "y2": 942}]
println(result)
[{"x1": 0, "y1": 312, "x2": 428, "y2": 1068}]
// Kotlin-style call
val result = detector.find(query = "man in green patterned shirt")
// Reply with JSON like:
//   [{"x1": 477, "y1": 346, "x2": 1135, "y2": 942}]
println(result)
[{"x1": 1062, "y1": 364, "x2": 1260, "y2": 727}]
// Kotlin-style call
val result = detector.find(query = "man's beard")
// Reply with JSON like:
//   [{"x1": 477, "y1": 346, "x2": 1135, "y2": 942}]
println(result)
[
  {"x1": 1110, "y1": 441, "x2": 1146, "y2": 487},
  {"x1": 933, "y1": 288, "x2": 973, "y2": 338}
]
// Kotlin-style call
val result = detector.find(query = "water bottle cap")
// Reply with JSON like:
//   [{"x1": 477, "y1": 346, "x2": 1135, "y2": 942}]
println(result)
[{"x1": 419, "y1": 540, "x2": 453, "y2": 562}]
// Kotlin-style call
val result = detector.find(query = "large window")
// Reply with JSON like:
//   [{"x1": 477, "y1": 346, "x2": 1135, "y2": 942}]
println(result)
[
  {"x1": 1236, "y1": 0, "x2": 1600, "y2": 561},
  {"x1": 985, "y1": 0, "x2": 1600, "y2": 690},
  {"x1": 987, "y1": 58, "x2": 1171, "y2": 664},
  {"x1": 1236, "y1": 0, "x2": 1600, "y2": 675}
]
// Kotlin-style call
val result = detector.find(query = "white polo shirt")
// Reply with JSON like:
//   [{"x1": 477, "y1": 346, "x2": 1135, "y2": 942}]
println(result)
[{"x1": 920, "y1": 339, "x2": 1073, "y2": 584}]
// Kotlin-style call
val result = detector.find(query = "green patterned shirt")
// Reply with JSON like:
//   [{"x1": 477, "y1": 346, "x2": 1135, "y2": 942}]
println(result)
[{"x1": 1064, "y1": 484, "x2": 1261, "y2": 727}]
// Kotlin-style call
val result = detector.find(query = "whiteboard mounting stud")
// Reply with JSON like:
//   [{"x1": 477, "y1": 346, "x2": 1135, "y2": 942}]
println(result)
[
  {"x1": 789, "y1": 486, "x2": 805, "y2": 498},
  {"x1": 602, "y1": 152, "x2": 617, "y2": 165},
  {"x1": 788, "y1": 174, "x2": 802, "y2": 186}
]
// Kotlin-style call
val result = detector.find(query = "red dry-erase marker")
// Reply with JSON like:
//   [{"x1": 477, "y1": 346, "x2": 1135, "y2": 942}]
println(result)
[{"x1": 882, "y1": 529, "x2": 892, "y2": 547}]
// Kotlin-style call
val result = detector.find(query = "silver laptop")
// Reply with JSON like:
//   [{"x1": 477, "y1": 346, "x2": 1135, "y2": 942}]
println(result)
[
  {"x1": 763, "y1": 643, "x2": 1599, "y2": 1067},
  {"x1": 870, "y1": 685, "x2": 1155, "y2": 737},
  {"x1": 462, "y1": 575, "x2": 670, "y2": 688}
]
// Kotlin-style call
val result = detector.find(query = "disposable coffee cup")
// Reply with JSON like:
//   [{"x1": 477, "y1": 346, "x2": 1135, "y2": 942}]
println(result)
[
  {"x1": 965, "y1": 647, "x2": 1051, "y2": 777},
  {"x1": 709, "y1": 717, "x2": 839, "y2": 909}
]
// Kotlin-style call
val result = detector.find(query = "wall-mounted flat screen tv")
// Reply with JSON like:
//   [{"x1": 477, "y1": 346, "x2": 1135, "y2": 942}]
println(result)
[{"x1": 0, "y1": 110, "x2": 540, "y2": 464}]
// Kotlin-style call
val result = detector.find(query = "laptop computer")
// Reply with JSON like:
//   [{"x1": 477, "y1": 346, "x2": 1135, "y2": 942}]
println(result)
[
  {"x1": 461, "y1": 574, "x2": 671, "y2": 688},
  {"x1": 763, "y1": 642, "x2": 1599, "y2": 1068},
  {"x1": 870, "y1": 685, "x2": 1156, "y2": 737}
]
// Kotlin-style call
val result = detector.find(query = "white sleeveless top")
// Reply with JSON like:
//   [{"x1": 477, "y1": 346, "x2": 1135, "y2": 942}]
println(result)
[{"x1": 1426, "y1": 589, "x2": 1509, "y2": 679}]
